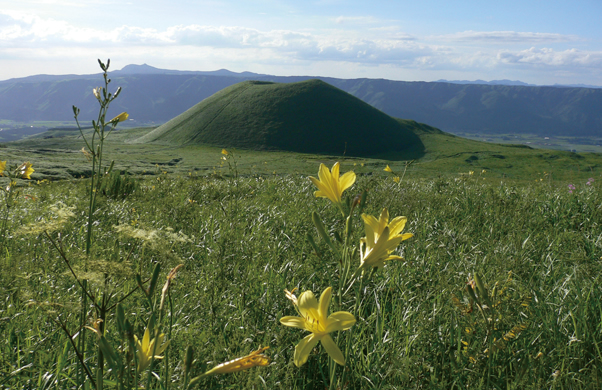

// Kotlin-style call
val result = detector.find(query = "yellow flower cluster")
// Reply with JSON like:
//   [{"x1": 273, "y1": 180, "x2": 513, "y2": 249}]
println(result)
[
  {"x1": 278, "y1": 162, "x2": 414, "y2": 368},
  {"x1": 0, "y1": 161, "x2": 34, "y2": 180},
  {"x1": 359, "y1": 208, "x2": 413, "y2": 271}
]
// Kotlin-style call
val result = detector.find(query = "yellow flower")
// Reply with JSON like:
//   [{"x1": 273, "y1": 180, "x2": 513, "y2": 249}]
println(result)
[
  {"x1": 384, "y1": 165, "x2": 393, "y2": 173},
  {"x1": 17, "y1": 162, "x2": 34, "y2": 179},
  {"x1": 0, "y1": 161, "x2": 6, "y2": 176},
  {"x1": 110, "y1": 112, "x2": 129, "y2": 123},
  {"x1": 134, "y1": 327, "x2": 170, "y2": 371},
  {"x1": 221, "y1": 149, "x2": 229, "y2": 156},
  {"x1": 280, "y1": 287, "x2": 355, "y2": 367},
  {"x1": 393, "y1": 176, "x2": 400, "y2": 183},
  {"x1": 361, "y1": 208, "x2": 413, "y2": 247},
  {"x1": 359, "y1": 226, "x2": 404, "y2": 270},
  {"x1": 309, "y1": 162, "x2": 356, "y2": 209},
  {"x1": 359, "y1": 208, "x2": 413, "y2": 270},
  {"x1": 203, "y1": 346, "x2": 270, "y2": 375}
]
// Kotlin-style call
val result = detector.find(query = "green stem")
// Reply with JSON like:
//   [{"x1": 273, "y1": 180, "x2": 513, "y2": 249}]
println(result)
[{"x1": 339, "y1": 277, "x2": 364, "y2": 389}]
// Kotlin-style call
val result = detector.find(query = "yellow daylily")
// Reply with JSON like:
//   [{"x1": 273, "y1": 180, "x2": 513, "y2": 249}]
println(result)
[
  {"x1": 0, "y1": 161, "x2": 6, "y2": 176},
  {"x1": 203, "y1": 346, "x2": 270, "y2": 375},
  {"x1": 221, "y1": 149, "x2": 229, "y2": 156},
  {"x1": 134, "y1": 327, "x2": 170, "y2": 371},
  {"x1": 384, "y1": 165, "x2": 393, "y2": 173},
  {"x1": 359, "y1": 226, "x2": 405, "y2": 271},
  {"x1": 110, "y1": 112, "x2": 129, "y2": 123},
  {"x1": 309, "y1": 162, "x2": 356, "y2": 212},
  {"x1": 280, "y1": 287, "x2": 355, "y2": 367},
  {"x1": 358, "y1": 208, "x2": 413, "y2": 271},
  {"x1": 17, "y1": 162, "x2": 34, "y2": 179},
  {"x1": 361, "y1": 208, "x2": 413, "y2": 248}
]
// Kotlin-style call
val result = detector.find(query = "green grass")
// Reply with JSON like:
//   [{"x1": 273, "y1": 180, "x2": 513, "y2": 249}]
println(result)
[
  {"x1": 134, "y1": 79, "x2": 425, "y2": 159},
  {"x1": 3, "y1": 120, "x2": 602, "y2": 183},
  {"x1": 1, "y1": 162, "x2": 601, "y2": 388}
]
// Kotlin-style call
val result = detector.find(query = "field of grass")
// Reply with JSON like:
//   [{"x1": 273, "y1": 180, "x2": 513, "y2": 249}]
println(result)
[
  {"x1": 1, "y1": 152, "x2": 601, "y2": 388},
  {"x1": 2, "y1": 119, "x2": 601, "y2": 184},
  {"x1": 1, "y1": 65, "x2": 602, "y2": 388}
]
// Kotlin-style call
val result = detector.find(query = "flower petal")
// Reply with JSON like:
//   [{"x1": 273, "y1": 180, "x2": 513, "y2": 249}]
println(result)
[
  {"x1": 310, "y1": 176, "x2": 338, "y2": 203},
  {"x1": 338, "y1": 171, "x2": 356, "y2": 193},
  {"x1": 280, "y1": 316, "x2": 307, "y2": 330},
  {"x1": 330, "y1": 162, "x2": 340, "y2": 181},
  {"x1": 294, "y1": 334, "x2": 320, "y2": 367},
  {"x1": 400, "y1": 233, "x2": 413, "y2": 241},
  {"x1": 388, "y1": 216, "x2": 407, "y2": 237},
  {"x1": 142, "y1": 327, "x2": 150, "y2": 351},
  {"x1": 298, "y1": 290, "x2": 320, "y2": 321},
  {"x1": 318, "y1": 287, "x2": 332, "y2": 321},
  {"x1": 321, "y1": 334, "x2": 345, "y2": 366},
  {"x1": 328, "y1": 311, "x2": 356, "y2": 331}
]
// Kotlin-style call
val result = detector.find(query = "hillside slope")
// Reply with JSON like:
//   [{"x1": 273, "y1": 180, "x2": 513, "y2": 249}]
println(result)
[{"x1": 134, "y1": 79, "x2": 425, "y2": 159}]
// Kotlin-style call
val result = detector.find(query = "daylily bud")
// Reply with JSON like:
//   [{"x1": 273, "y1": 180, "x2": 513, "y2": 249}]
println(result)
[
  {"x1": 110, "y1": 112, "x2": 129, "y2": 123},
  {"x1": 184, "y1": 346, "x2": 194, "y2": 376}
]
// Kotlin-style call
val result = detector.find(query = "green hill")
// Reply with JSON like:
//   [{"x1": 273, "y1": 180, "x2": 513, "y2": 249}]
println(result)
[{"x1": 134, "y1": 79, "x2": 425, "y2": 159}]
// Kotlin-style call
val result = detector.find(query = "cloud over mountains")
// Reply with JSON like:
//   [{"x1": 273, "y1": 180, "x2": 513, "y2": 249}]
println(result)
[{"x1": 0, "y1": 10, "x2": 600, "y2": 85}]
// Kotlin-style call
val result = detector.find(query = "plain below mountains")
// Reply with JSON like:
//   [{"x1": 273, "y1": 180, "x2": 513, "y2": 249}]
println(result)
[{"x1": 1, "y1": 64, "x2": 601, "y2": 138}]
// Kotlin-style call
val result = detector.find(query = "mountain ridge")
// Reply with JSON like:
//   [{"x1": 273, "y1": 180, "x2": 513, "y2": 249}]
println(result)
[{"x1": 1, "y1": 65, "x2": 601, "y2": 138}]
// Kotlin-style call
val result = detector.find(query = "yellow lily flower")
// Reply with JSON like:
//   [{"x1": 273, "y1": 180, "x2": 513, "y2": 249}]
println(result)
[
  {"x1": 361, "y1": 208, "x2": 413, "y2": 249},
  {"x1": 17, "y1": 162, "x2": 34, "y2": 179},
  {"x1": 384, "y1": 165, "x2": 393, "y2": 173},
  {"x1": 280, "y1": 287, "x2": 355, "y2": 367},
  {"x1": 110, "y1": 112, "x2": 129, "y2": 123},
  {"x1": 309, "y1": 162, "x2": 356, "y2": 210},
  {"x1": 0, "y1": 161, "x2": 6, "y2": 176},
  {"x1": 134, "y1": 327, "x2": 170, "y2": 371},
  {"x1": 359, "y1": 226, "x2": 405, "y2": 270},
  {"x1": 203, "y1": 346, "x2": 270, "y2": 375},
  {"x1": 221, "y1": 148, "x2": 229, "y2": 156},
  {"x1": 358, "y1": 209, "x2": 413, "y2": 270}
]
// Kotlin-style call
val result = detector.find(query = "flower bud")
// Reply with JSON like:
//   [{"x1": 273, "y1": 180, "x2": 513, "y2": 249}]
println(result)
[
  {"x1": 110, "y1": 112, "x2": 129, "y2": 123},
  {"x1": 93, "y1": 87, "x2": 102, "y2": 100}
]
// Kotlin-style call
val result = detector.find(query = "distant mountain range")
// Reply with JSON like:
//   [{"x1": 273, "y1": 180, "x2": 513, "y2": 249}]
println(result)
[
  {"x1": 436, "y1": 78, "x2": 602, "y2": 89},
  {"x1": 1, "y1": 64, "x2": 601, "y2": 138}
]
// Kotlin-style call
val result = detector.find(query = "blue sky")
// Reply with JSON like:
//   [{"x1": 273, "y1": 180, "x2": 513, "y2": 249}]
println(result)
[{"x1": 1, "y1": 0, "x2": 601, "y2": 85}]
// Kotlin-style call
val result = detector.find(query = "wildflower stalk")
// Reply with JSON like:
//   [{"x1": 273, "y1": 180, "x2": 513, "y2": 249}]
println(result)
[{"x1": 73, "y1": 58, "x2": 127, "y2": 255}]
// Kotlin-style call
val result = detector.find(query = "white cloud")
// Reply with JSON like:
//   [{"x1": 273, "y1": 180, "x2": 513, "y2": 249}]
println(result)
[
  {"x1": 436, "y1": 30, "x2": 582, "y2": 44},
  {"x1": 497, "y1": 47, "x2": 602, "y2": 68},
  {"x1": 1, "y1": 11, "x2": 601, "y2": 85}
]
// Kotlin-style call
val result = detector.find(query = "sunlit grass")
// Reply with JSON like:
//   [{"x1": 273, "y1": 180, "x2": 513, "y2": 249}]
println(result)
[{"x1": 1, "y1": 169, "x2": 601, "y2": 388}]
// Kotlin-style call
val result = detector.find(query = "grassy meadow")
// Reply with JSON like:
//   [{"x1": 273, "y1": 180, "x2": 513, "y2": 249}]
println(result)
[
  {"x1": 1, "y1": 152, "x2": 601, "y2": 388},
  {"x1": 1, "y1": 61, "x2": 602, "y2": 389}
]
